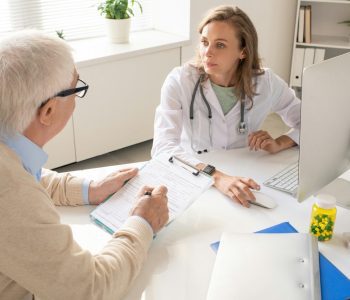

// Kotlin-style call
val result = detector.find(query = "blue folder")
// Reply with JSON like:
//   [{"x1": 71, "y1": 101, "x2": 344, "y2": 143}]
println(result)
[{"x1": 210, "y1": 222, "x2": 350, "y2": 300}]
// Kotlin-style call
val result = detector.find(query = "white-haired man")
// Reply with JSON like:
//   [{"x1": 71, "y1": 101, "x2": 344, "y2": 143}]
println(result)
[{"x1": 0, "y1": 30, "x2": 169, "y2": 300}]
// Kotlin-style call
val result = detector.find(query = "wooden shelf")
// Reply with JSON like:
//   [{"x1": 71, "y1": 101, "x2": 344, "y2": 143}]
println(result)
[{"x1": 296, "y1": 35, "x2": 350, "y2": 49}]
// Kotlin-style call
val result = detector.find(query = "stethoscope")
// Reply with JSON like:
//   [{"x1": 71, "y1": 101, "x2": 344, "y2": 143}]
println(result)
[{"x1": 190, "y1": 75, "x2": 247, "y2": 154}]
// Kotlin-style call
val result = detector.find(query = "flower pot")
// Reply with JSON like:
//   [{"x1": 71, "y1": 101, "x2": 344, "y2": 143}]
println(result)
[{"x1": 105, "y1": 18, "x2": 131, "y2": 44}]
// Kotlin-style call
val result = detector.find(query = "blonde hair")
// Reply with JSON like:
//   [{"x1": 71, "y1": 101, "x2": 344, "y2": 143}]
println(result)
[
  {"x1": 193, "y1": 6, "x2": 264, "y2": 107},
  {"x1": 0, "y1": 30, "x2": 75, "y2": 138}
]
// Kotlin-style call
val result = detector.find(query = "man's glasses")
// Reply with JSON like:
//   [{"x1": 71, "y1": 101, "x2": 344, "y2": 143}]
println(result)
[
  {"x1": 40, "y1": 78, "x2": 89, "y2": 107},
  {"x1": 56, "y1": 78, "x2": 89, "y2": 98}
]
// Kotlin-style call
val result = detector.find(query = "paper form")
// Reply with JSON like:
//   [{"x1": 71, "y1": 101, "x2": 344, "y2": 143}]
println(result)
[{"x1": 90, "y1": 154, "x2": 213, "y2": 233}]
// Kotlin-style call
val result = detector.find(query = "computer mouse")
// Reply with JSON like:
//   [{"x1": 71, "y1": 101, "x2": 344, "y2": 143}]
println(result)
[{"x1": 249, "y1": 191, "x2": 277, "y2": 209}]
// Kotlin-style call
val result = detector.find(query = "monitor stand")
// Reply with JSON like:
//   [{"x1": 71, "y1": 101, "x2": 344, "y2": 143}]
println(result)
[{"x1": 317, "y1": 178, "x2": 350, "y2": 210}]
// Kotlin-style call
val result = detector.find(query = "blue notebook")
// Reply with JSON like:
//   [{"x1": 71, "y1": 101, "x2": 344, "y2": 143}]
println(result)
[{"x1": 210, "y1": 222, "x2": 350, "y2": 300}]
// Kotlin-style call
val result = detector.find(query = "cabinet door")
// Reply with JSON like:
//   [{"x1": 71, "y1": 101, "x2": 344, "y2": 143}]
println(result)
[
  {"x1": 74, "y1": 48, "x2": 180, "y2": 161},
  {"x1": 43, "y1": 118, "x2": 76, "y2": 169}
]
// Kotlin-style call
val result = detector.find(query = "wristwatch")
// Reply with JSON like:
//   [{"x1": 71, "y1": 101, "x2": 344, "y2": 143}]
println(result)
[{"x1": 202, "y1": 164, "x2": 216, "y2": 176}]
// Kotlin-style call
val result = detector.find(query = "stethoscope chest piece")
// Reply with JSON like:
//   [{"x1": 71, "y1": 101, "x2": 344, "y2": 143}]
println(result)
[{"x1": 238, "y1": 121, "x2": 247, "y2": 134}]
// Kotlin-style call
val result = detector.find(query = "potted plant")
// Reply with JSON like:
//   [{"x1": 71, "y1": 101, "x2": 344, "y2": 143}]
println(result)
[{"x1": 98, "y1": 0, "x2": 143, "y2": 43}]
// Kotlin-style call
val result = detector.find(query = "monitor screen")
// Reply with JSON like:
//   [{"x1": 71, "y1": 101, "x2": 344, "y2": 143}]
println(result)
[{"x1": 297, "y1": 52, "x2": 350, "y2": 208}]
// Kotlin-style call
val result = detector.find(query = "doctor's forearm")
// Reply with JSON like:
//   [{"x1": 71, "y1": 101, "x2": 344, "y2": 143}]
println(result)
[{"x1": 275, "y1": 135, "x2": 297, "y2": 152}]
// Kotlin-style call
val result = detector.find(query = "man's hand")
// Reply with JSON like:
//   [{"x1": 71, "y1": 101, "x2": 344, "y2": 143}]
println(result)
[
  {"x1": 130, "y1": 185, "x2": 169, "y2": 233},
  {"x1": 88, "y1": 168, "x2": 138, "y2": 205},
  {"x1": 213, "y1": 170, "x2": 260, "y2": 207}
]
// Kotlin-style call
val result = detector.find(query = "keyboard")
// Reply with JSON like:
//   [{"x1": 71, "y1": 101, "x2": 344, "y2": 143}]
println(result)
[{"x1": 264, "y1": 162, "x2": 299, "y2": 195}]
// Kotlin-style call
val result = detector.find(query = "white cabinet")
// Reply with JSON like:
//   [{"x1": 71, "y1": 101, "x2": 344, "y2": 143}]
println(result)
[
  {"x1": 43, "y1": 47, "x2": 180, "y2": 169},
  {"x1": 73, "y1": 48, "x2": 180, "y2": 161},
  {"x1": 43, "y1": 119, "x2": 76, "y2": 169},
  {"x1": 290, "y1": 0, "x2": 350, "y2": 93}
]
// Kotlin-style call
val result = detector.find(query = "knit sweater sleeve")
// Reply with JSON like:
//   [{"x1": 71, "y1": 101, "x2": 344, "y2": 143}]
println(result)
[
  {"x1": 40, "y1": 168, "x2": 84, "y2": 206},
  {"x1": 0, "y1": 179, "x2": 153, "y2": 300}
]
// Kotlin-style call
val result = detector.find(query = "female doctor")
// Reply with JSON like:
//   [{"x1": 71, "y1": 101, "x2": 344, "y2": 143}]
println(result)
[{"x1": 152, "y1": 6, "x2": 301, "y2": 207}]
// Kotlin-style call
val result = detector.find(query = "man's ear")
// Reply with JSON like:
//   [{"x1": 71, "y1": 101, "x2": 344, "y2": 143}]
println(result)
[{"x1": 37, "y1": 99, "x2": 57, "y2": 127}]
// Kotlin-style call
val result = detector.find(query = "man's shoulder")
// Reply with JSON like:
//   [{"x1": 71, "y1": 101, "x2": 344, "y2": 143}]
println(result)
[
  {"x1": 0, "y1": 143, "x2": 51, "y2": 208},
  {"x1": 0, "y1": 143, "x2": 26, "y2": 184}
]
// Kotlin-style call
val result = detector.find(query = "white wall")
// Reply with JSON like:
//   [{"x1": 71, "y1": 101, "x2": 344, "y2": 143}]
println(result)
[
  {"x1": 181, "y1": 0, "x2": 234, "y2": 64},
  {"x1": 181, "y1": 0, "x2": 297, "y2": 82},
  {"x1": 153, "y1": 0, "x2": 190, "y2": 38}
]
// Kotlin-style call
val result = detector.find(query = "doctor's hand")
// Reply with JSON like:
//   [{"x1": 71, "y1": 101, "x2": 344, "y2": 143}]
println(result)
[
  {"x1": 88, "y1": 168, "x2": 138, "y2": 205},
  {"x1": 248, "y1": 131, "x2": 297, "y2": 154},
  {"x1": 130, "y1": 185, "x2": 169, "y2": 233},
  {"x1": 213, "y1": 171, "x2": 260, "y2": 207},
  {"x1": 248, "y1": 130, "x2": 282, "y2": 154}
]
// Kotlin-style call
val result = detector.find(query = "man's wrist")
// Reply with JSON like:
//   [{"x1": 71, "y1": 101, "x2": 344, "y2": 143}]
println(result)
[{"x1": 88, "y1": 181, "x2": 104, "y2": 205}]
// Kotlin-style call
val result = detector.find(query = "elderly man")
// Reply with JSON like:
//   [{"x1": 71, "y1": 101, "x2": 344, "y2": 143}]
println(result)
[{"x1": 0, "y1": 30, "x2": 169, "y2": 300}]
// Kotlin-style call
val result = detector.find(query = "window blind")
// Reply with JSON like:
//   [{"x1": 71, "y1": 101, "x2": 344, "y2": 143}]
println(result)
[{"x1": 0, "y1": 0, "x2": 153, "y2": 41}]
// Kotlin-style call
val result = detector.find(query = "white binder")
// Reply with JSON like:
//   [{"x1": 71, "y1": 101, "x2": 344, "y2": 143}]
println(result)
[
  {"x1": 207, "y1": 233, "x2": 321, "y2": 300},
  {"x1": 303, "y1": 48, "x2": 315, "y2": 71},
  {"x1": 291, "y1": 48, "x2": 305, "y2": 87},
  {"x1": 313, "y1": 48, "x2": 325, "y2": 64},
  {"x1": 298, "y1": 6, "x2": 305, "y2": 43}
]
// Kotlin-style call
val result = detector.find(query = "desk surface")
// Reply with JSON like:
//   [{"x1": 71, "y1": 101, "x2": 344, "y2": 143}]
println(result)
[{"x1": 57, "y1": 148, "x2": 350, "y2": 300}]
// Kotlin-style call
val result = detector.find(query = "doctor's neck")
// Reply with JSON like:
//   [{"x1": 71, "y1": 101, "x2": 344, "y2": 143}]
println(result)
[{"x1": 208, "y1": 67, "x2": 237, "y2": 87}]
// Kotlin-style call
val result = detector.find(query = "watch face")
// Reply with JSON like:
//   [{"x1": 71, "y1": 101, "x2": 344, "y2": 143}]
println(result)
[{"x1": 203, "y1": 165, "x2": 215, "y2": 175}]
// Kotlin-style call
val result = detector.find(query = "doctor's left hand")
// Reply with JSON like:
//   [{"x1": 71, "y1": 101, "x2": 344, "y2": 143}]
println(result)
[
  {"x1": 88, "y1": 168, "x2": 138, "y2": 205},
  {"x1": 248, "y1": 130, "x2": 282, "y2": 154}
]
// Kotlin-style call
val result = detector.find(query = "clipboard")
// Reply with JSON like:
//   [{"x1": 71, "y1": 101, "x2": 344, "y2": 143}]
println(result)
[{"x1": 90, "y1": 153, "x2": 213, "y2": 234}]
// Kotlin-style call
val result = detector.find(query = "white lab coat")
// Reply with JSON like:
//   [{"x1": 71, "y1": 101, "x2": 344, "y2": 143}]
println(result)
[{"x1": 152, "y1": 64, "x2": 301, "y2": 165}]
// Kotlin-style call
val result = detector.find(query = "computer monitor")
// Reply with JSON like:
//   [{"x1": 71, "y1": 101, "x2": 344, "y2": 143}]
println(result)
[{"x1": 297, "y1": 51, "x2": 350, "y2": 208}]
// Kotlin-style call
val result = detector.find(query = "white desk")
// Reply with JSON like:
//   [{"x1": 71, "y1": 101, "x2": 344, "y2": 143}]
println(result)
[{"x1": 57, "y1": 148, "x2": 350, "y2": 300}]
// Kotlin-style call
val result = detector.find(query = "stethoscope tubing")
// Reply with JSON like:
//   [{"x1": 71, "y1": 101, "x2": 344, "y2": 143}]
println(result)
[
  {"x1": 189, "y1": 75, "x2": 247, "y2": 154},
  {"x1": 190, "y1": 76, "x2": 247, "y2": 134}
]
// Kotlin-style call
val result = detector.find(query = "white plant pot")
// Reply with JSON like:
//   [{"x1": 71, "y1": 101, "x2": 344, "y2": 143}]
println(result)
[{"x1": 105, "y1": 18, "x2": 131, "y2": 44}]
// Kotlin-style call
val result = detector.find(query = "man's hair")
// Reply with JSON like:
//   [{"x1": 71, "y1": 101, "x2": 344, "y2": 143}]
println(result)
[{"x1": 0, "y1": 30, "x2": 75, "y2": 137}]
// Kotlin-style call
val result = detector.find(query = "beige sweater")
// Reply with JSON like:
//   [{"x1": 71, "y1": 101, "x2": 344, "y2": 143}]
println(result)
[{"x1": 0, "y1": 142, "x2": 153, "y2": 300}]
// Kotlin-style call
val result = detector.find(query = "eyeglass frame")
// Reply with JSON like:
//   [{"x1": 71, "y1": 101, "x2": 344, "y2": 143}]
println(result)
[{"x1": 39, "y1": 78, "x2": 89, "y2": 108}]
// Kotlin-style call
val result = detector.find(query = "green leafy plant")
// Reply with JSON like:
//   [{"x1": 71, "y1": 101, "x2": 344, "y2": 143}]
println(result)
[
  {"x1": 98, "y1": 0, "x2": 143, "y2": 20},
  {"x1": 55, "y1": 30, "x2": 65, "y2": 40}
]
